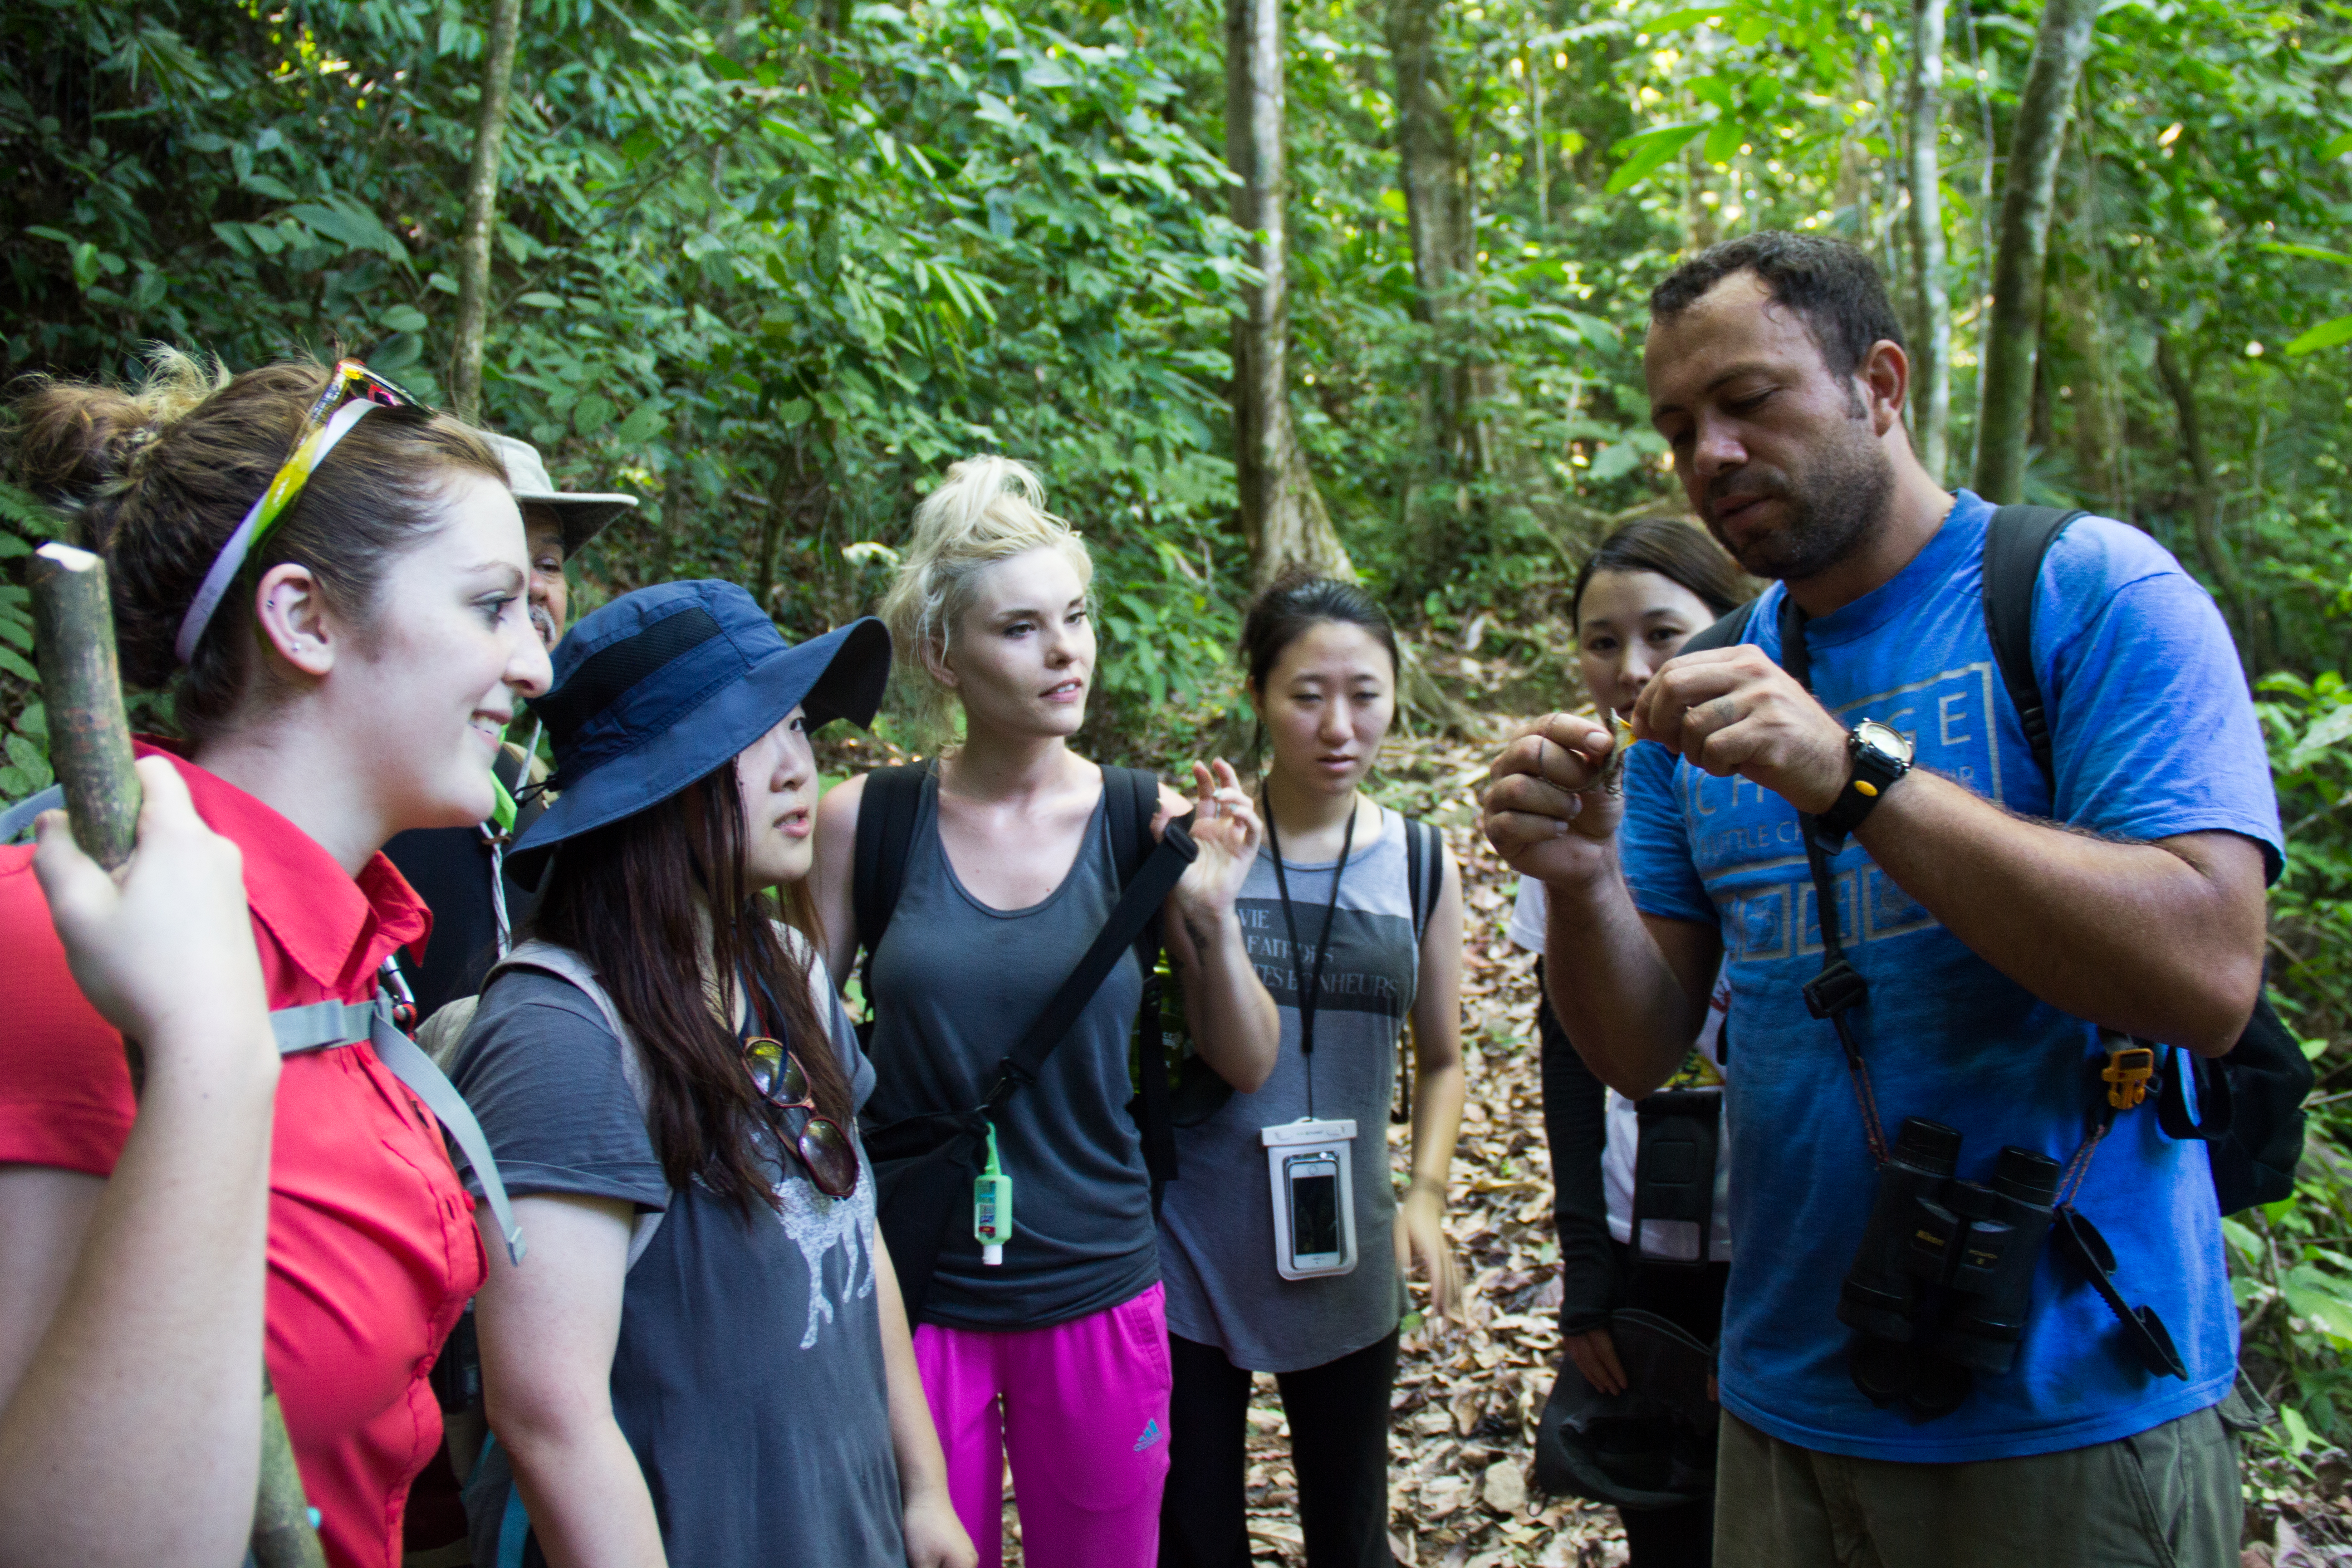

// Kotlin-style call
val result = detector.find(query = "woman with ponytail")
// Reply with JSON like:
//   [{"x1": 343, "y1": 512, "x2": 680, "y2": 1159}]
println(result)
[
  {"x1": 0, "y1": 352, "x2": 552, "y2": 1566},
  {"x1": 811, "y1": 456, "x2": 1280, "y2": 1568},
  {"x1": 1155, "y1": 574, "x2": 1467, "y2": 1568}
]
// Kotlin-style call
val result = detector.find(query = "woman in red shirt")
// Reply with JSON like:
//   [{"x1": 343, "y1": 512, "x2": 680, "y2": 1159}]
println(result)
[{"x1": 0, "y1": 353, "x2": 551, "y2": 1567}]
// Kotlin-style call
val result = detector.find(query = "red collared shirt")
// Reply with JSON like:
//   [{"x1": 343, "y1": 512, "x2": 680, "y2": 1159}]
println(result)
[{"x1": 0, "y1": 748, "x2": 484, "y2": 1568}]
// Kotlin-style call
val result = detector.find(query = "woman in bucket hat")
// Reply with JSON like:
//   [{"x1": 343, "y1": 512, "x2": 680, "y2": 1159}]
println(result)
[{"x1": 450, "y1": 580, "x2": 975, "y2": 1568}]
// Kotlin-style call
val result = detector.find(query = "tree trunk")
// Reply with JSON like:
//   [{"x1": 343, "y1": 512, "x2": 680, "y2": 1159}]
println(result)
[
  {"x1": 1225, "y1": 0, "x2": 1352, "y2": 587},
  {"x1": 1387, "y1": 0, "x2": 1477, "y2": 482},
  {"x1": 449, "y1": 0, "x2": 525, "y2": 426},
  {"x1": 1903, "y1": 0, "x2": 1951, "y2": 484},
  {"x1": 2153, "y1": 336, "x2": 2256, "y2": 671},
  {"x1": 1971, "y1": 0, "x2": 2097, "y2": 504}
]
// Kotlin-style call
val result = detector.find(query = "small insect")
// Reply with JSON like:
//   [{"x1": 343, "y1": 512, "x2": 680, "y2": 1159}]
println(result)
[{"x1": 1599, "y1": 715, "x2": 1635, "y2": 794}]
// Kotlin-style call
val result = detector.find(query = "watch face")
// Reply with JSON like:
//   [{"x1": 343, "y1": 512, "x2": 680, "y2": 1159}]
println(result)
[{"x1": 1854, "y1": 720, "x2": 1914, "y2": 766}]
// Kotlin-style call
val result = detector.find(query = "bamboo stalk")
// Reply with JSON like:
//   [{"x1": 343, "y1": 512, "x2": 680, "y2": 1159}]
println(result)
[{"x1": 26, "y1": 543, "x2": 327, "y2": 1568}]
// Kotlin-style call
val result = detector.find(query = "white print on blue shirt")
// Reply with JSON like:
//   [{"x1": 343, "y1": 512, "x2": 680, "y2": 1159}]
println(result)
[{"x1": 1693, "y1": 658, "x2": 2009, "y2": 962}]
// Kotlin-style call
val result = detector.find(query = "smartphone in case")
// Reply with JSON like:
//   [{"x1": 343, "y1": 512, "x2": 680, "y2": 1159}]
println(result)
[{"x1": 1264, "y1": 1118, "x2": 1357, "y2": 1280}]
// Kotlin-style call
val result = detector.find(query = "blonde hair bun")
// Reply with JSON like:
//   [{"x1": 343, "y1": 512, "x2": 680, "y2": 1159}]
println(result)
[{"x1": 880, "y1": 456, "x2": 1093, "y2": 741}]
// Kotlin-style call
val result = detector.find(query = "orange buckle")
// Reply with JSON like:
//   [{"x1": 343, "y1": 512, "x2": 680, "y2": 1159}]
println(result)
[{"x1": 2102, "y1": 1046, "x2": 2156, "y2": 1111}]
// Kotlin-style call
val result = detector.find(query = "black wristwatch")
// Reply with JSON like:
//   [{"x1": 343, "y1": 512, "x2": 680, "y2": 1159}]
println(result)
[{"x1": 1815, "y1": 719, "x2": 1914, "y2": 842}]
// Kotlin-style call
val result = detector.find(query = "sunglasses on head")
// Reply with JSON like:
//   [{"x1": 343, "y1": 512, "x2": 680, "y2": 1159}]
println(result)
[
  {"x1": 174, "y1": 358, "x2": 425, "y2": 666},
  {"x1": 744, "y1": 1035, "x2": 860, "y2": 1199}
]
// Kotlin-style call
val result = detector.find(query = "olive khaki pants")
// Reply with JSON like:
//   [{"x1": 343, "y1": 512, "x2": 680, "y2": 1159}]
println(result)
[{"x1": 1713, "y1": 1395, "x2": 2254, "y2": 1568}]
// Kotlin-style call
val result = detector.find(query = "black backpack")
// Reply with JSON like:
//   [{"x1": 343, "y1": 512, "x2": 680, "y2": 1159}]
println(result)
[{"x1": 1677, "y1": 505, "x2": 2310, "y2": 1215}]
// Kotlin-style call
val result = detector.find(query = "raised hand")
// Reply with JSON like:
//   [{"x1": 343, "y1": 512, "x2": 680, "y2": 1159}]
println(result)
[
  {"x1": 1172, "y1": 758, "x2": 1260, "y2": 919},
  {"x1": 1480, "y1": 712, "x2": 1626, "y2": 888},
  {"x1": 1632, "y1": 645, "x2": 1848, "y2": 813}
]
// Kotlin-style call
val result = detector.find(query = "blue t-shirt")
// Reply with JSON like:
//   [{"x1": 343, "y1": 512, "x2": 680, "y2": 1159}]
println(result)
[{"x1": 1618, "y1": 490, "x2": 2283, "y2": 1463}]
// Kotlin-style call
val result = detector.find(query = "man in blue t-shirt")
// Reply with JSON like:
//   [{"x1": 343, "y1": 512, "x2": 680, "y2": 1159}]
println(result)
[{"x1": 1485, "y1": 233, "x2": 2279, "y2": 1566}]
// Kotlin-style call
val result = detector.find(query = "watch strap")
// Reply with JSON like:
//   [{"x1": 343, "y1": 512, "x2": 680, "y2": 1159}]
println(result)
[{"x1": 1817, "y1": 730, "x2": 1906, "y2": 840}]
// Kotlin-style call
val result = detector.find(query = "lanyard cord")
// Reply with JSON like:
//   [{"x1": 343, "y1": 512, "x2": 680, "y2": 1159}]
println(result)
[
  {"x1": 1774, "y1": 593, "x2": 1890, "y2": 1166},
  {"x1": 1262, "y1": 790, "x2": 1356, "y2": 1121}
]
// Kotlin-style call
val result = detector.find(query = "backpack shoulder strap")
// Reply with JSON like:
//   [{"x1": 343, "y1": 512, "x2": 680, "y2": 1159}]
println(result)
[
  {"x1": 1675, "y1": 598, "x2": 1760, "y2": 657},
  {"x1": 853, "y1": 761, "x2": 933, "y2": 980},
  {"x1": 489, "y1": 940, "x2": 667, "y2": 1271},
  {"x1": 1102, "y1": 766, "x2": 1178, "y2": 1207},
  {"x1": 1982, "y1": 505, "x2": 2085, "y2": 785},
  {"x1": 1100, "y1": 766, "x2": 1162, "y2": 884},
  {"x1": 1401, "y1": 815, "x2": 1441, "y2": 946}
]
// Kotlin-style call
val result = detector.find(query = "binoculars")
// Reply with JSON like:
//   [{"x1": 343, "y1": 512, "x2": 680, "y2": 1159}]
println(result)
[{"x1": 1837, "y1": 1117, "x2": 2061, "y2": 1421}]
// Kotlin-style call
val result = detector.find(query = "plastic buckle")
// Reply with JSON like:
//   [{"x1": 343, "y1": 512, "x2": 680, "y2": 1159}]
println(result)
[
  {"x1": 1803, "y1": 959, "x2": 1868, "y2": 1019},
  {"x1": 2101, "y1": 1045, "x2": 2156, "y2": 1111}
]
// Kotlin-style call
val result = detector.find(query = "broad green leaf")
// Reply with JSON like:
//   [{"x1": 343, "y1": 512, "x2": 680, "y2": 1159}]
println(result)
[
  {"x1": 381, "y1": 304, "x2": 429, "y2": 333},
  {"x1": 573, "y1": 394, "x2": 615, "y2": 436},
  {"x1": 287, "y1": 198, "x2": 406, "y2": 261},
  {"x1": 2287, "y1": 701, "x2": 2352, "y2": 768},
  {"x1": 1703, "y1": 118, "x2": 1743, "y2": 167},
  {"x1": 2260, "y1": 242, "x2": 2352, "y2": 268},
  {"x1": 612, "y1": 400, "x2": 666, "y2": 445},
  {"x1": 2284, "y1": 315, "x2": 2352, "y2": 356},
  {"x1": 2319, "y1": 129, "x2": 2352, "y2": 160},
  {"x1": 1606, "y1": 123, "x2": 1704, "y2": 194}
]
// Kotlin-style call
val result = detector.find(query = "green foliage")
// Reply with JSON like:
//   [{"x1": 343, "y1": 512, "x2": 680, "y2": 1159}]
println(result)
[{"x1": 0, "y1": 481, "x2": 57, "y2": 806}]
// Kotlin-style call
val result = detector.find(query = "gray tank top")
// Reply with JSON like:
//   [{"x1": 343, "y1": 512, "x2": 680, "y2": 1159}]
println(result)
[
  {"x1": 1157, "y1": 803, "x2": 1418, "y2": 1372},
  {"x1": 863, "y1": 772, "x2": 1157, "y2": 1329}
]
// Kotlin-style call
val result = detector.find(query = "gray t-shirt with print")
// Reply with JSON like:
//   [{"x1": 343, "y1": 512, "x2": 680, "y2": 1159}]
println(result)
[
  {"x1": 451, "y1": 964, "x2": 904, "y2": 1567},
  {"x1": 1157, "y1": 804, "x2": 1421, "y2": 1373}
]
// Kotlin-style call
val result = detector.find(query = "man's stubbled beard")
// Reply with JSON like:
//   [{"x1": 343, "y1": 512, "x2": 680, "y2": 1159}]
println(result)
[
  {"x1": 1701, "y1": 417, "x2": 1894, "y2": 583},
  {"x1": 530, "y1": 602, "x2": 559, "y2": 650}
]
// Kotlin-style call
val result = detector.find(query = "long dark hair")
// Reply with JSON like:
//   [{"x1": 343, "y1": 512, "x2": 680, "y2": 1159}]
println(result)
[
  {"x1": 530, "y1": 762, "x2": 852, "y2": 1216},
  {"x1": 1571, "y1": 518, "x2": 1754, "y2": 629}
]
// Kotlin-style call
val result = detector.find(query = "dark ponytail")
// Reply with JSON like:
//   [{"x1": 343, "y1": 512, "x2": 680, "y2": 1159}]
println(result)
[{"x1": 1570, "y1": 517, "x2": 1753, "y2": 629}]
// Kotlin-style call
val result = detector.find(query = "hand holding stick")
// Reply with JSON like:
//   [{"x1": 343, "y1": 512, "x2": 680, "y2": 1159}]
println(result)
[{"x1": 28, "y1": 542, "x2": 328, "y2": 1568}]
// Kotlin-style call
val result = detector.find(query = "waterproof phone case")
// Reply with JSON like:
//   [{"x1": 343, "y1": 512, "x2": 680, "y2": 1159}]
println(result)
[{"x1": 1264, "y1": 1118, "x2": 1357, "y2": 1280}]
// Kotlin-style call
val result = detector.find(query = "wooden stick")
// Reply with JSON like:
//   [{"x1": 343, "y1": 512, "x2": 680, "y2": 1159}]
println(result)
[
  {"x1": 27, "y1": 544, "x2": 139, "y2": 869},
  {"x1": 250, "y1": 1369, "x2": 329, "y2": 1568},
  {"x1": 26, "y1": 543, "x2": 328, "y2": 1568}
]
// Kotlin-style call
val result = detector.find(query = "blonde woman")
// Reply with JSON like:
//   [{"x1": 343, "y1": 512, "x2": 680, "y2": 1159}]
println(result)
[{"x1": 812, "y1": 457, "x2": 1279, "y2": 1568}]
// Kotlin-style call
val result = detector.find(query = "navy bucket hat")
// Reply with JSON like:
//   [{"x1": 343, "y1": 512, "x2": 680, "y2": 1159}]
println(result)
[{"x1": 507, "y1": 579, "x2": 890, "y2": 881}]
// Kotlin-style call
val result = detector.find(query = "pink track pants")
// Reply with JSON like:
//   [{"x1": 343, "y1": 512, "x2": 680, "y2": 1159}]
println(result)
[{"x1": 911, "y1": 1282, "x2": 1174, "y2": 1568}]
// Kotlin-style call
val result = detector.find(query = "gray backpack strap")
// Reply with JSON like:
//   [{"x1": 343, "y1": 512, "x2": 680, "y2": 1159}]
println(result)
[
  {"x1": 267, "y1": 991, "x2": 527, "y2": 1266},
  {"x1": 0, "y1": 784, "x2": 64, "y2": 844},
  {"x1": 488, "y1": 940, "x2": 667, "y2": 1271}
]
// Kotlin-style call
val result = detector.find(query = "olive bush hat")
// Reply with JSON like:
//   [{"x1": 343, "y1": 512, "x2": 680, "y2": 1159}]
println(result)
[
  {"x1": 482, "y1": 431, "x2": 638, "y2": 557},
  {"x1": 507, "y1": 579, "x2": 889, "y2": 881}
]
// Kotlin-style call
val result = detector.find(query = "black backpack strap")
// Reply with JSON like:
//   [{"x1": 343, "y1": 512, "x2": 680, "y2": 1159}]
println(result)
[
  {"x1": 1395, "y1": 814, "x2": 1444, "y2": 1126},
  {"x1": 1402, "y1": 815, "x2": 1442, "y2": 946},
  {"x1": 852, "y1": 761, "x2": 934, "y2": 998},
  {"x1": 983, "y1": 811, "x2": 1199, "y2": 1112},
  {"x1": 1982, "y1": 505, "x2": 2085, "y2": 784},
  {"x1": 1103, "y1": 766, "x2": 1181, "y2": 1208},
  {"x1": 1674, "y1": 599, "x2": 1759, "y2": 657}
]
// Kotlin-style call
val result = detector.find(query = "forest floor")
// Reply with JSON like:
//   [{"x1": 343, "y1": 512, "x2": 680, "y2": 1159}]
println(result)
[{"x1": 829, "y1": 648, "x2": 2352, "y2": 1567}]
